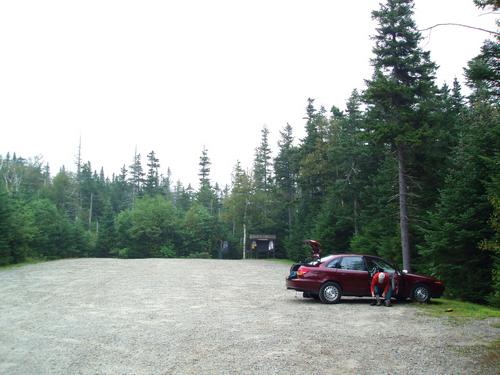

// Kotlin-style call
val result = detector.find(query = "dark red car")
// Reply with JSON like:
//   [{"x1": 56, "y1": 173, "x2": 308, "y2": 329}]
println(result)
[{"x1": 286, "y1": 247, "x2": 444, "y2": 304}]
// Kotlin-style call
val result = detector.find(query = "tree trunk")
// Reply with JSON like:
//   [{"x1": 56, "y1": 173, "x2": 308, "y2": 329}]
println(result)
[
  {"x1": 88, "y1": 192, "x2": 93, "y2": 231},
  {"x1": 288, "y1": 205, "x2": 292, "y2": 239},
  {"x1": 243, "y1": 223, "x2": 247, "y2": 260},
  {"x1": 397, "y1": 145, "x2": 411, "y2": 272},
  {"x1": 353, "y1": 195, "x2": 359, "y2": 235}
]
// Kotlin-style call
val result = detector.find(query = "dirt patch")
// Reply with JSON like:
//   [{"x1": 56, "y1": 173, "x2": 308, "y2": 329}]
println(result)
[{"x1": 0, "y1": 258, "x2": 498, "y2": 374}]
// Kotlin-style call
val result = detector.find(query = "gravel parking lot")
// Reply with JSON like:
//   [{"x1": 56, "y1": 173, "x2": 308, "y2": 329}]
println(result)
[{"x1": 0, "y1": 258, "x2": 498, "y2": 375}]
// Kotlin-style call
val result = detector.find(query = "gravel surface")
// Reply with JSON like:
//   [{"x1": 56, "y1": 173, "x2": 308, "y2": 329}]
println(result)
[{"x1": 0, "y1": 258, "x2": 498, "y2": 375}]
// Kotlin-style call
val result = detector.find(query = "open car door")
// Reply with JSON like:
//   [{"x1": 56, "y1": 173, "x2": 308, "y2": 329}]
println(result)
[{"x1": 365, "y1": 256, "x2": 401, "y2": 296}]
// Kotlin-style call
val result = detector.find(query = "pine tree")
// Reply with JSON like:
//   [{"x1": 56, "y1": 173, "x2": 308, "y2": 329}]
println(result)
[
  {"x1": 128, "y1": 150, "x2": 144, "y2": 206},
  {"x1": 274, "y1": 123, "x2": 298, "y2": 240},
  {"x1": 0, "y1": 189, "x2": 14, "y2": 265},
  {"x1": 94, "y1": 199, "x2": 116, "y2": 257},
  {"x1": 421, "y1": 115, "x2": 496, "y2": 301},
  {"x1": 197, "y1": 146, "x2": 215, "y2": 212},
  {"x1": 221, "y1": 161, "x2": 253, "y2": 257},
  {"x1": 160, "y1": 167, "x2": 173, "y2": 200},
  {"x1": 253, "y1": 126, "x2": 272, "y2": 192},
  {"x1": 313, "y1": 91, "x2": 372, "y2": 253},
  {"x1": 145, "y1": 150, "x2": 160, "y2": 196},
  {"x1": 251, "y1": 126, "x2": 276, "y2": 234},
  {"x1": 294, "y1": 99, "x2": 331, "y2": 244},
  {"x1": 422, "y1": 18, "x2": 499, "y2": 301},
  {"x1": 110, "y1": 165, "x2": 132, "y2": 212},
  {"x1": 364, "y1": 0, "x2": 437, "y2": 271}
]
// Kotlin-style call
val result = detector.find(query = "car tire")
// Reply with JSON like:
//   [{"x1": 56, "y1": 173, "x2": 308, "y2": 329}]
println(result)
[
  {"x1": 319, "y1": 282, "x2": 342, "y2": 304},
  {"x1": 412, "y1": 284, "x2": 431, "y2": 303}
]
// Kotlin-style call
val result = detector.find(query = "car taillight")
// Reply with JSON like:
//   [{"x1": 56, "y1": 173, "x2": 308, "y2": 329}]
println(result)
[
  {"x1": 434, "y1": 280, "x2": 443, "y2": 285},
  {"x1": 297, "y1": 266, "x2": 310, "y2": 277}
]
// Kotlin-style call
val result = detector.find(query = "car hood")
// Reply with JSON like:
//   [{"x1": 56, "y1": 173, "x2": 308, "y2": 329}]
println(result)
[{"x1": 403, "y1": 272, "x2": 440, "y2": 283}]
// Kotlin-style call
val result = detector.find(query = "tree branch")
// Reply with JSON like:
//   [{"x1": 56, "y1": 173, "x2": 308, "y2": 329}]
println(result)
[{"x1": 419, "y1": 23, "x2": 500, "y2": 36}]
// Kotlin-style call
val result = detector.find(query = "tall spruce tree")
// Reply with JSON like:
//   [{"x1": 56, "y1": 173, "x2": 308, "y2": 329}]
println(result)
[
  {"x1": 253, "y1": 126, "x2": 272, "y2": 192},
  {"x1": 421, "y1": 14, "x2": 499, "y2": 302},
  {"x1": 0, "y1": 189, "x2": 14, "y2": 265},
  {"x1": 421, "y1": 104, "x2": 498, "y2": 301},
  {"x1": 128, "y1": 150, "x2": 144, "y2": 206},
  {"x1": 364, "y1": 0, "x2": 437, "y2": 271},
  {"x1": 274, "y1": 124, "x2": 298, "y2": 240},
  {"x1": 197, "y1": 147, "x2": 215, "y2": 212},
  {"x1": 145, "y1": 150, "x2": 160, "y2": 196},
  {"x1": 222, "y1": 161, "x2": 252, "y2": 253},
  {"x1": 252, "y1": 126, "x2": 275, "y2": 233}
]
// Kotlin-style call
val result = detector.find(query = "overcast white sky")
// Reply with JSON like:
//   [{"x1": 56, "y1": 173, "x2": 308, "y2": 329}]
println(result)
[{"x1": 0, "y1": 0, "x2": 497, "y2": 189}]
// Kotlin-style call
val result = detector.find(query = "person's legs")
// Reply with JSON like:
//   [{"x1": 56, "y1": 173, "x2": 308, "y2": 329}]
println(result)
[
  {"x1": 370, "y1": 285, "x2": 381, "y2": 305},
  {"x1": 374, "y1": 285, "x2": 382, "y2": 305},
  {"x1": 384, "y1": 286, "x2": 393, "y2": 306},
  {"x1": 385, "y1": 286, "x2": 393, "y2": 301}
]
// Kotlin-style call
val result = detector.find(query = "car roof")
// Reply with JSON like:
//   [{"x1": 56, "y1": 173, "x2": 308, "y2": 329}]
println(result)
[{"x1": 320, "y1": 254, "x2": 389, "y2": 262}]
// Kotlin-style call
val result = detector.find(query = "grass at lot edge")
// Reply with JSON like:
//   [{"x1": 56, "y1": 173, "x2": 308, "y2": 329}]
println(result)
[
  {"x1": 417, "y1": 297, "x2": 500, "y2": 320},
  {"x1": 0, "y1": 257, "x2": 47, "y2": 271}
]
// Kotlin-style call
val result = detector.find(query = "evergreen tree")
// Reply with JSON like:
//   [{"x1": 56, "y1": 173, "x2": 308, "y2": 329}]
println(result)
[
  {"x1": 0, "y1": 189, "x2": 15, "y2": 265},
  {"x1": 160, "y1": 167, "x2": 173, "y2": 201},
  {"x1": 364, "y1": 0, "x2": 437, "y2": 271},
  {"x1": 128, "y1": 150, "x2": 144, "y2": 206},
  {"x1": 197, "y1": 147, "x2": 215, "y2": 212},
  {"x1": 251, "y1": 126, "x2": 276, "y2": 234},
  {"x1": 50, "y1": 167, "x2": 78, "y2": 220},
  {"x1": 421, "y1": 111, "x2": 497, "y2": 301},
  {"x1": 110, "y1": 165, "x2": 132, "y2": 212},
  {"x1": 173, "y1": 181, "x2": 193, "y2": 213},
  {"x1": 145, "y1": 150, "x2": 160, "y2": 196},
  {"x1": 184, "y1": 203, "x2": 221, "y2": 258},
  {"x1": 465, "y1": 39, "x2": 499, "y2": 104},
  {"x1": 291, "y1": 99, "x2": 331, "y2": 258},
  {"x1": 482, "y1": 168, "x2": 500, "y2": 306},
  {"x1": 422, "y1": 20, "x2": 499, "y2": 302},
  {"x1": 253, "y1": 126, "x2": 272, "y2": 192},
  {"x1": 313, "y1": 91, "x2": 372, "y2": 253},
  {"x1": 273, "y1": 123, "x2": 298, "y2": 242},
  {"x1": 221, "y1": 161, "x2": 253, "y2": 257},
  {"x1": 94, "y1": 199, "x2": 116, "y2": 257}
]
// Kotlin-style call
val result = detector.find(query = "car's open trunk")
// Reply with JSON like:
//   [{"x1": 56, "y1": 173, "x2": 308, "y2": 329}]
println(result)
[
  {"x1": 287, "y1": 260, "x2": 320, "y2": 280},
  {"x1": 287, "y1": 240, "x2": 323, "y2": 280}
]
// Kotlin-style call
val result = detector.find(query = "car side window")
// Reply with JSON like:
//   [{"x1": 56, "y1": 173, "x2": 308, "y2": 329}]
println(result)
[
  {"x1": 366, "y1": 257, "x2": 396, "y2": 274},
  {"x1": 326, "y1": 258, "x2": 342, "y2": 269},
  {"x1": 340, "y1": 256, "x2": 366, "y2": 271}
]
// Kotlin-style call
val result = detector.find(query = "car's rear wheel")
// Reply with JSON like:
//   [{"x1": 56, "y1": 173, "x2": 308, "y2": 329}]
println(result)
[
  {"x1": 319, "y1": 282, "x2": 342, "y2": 304},
  {"x1": 412, "y1": 284, "x2": 431, "y2": 303}
]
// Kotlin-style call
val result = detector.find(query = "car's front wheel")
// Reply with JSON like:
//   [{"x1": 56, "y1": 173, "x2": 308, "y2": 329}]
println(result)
[
  {"x1": 412, "y1": 284, "x2": 431, "y2": 303},
  {"x1": 319, "y1": 282, "x2": 342, "y2": 304}
]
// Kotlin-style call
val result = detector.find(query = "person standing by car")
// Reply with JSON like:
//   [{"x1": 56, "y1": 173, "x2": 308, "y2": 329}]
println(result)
[{"x1": 370, "y1": 271, "x2": 393, "y2": 307}]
